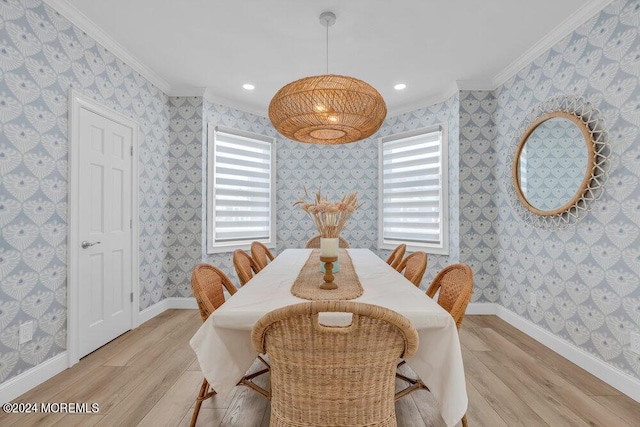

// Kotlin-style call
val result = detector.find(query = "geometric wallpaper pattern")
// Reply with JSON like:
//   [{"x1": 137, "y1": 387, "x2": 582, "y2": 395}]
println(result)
[
  {"x1": 0, "y1": 0, "x2": 170, "y2": 382},
  {"x1": 163, "y1": 96, "x2": 202, "y2": 302},
  {"x1": 518, "y1": 117, "x2": 589, "y2": 211},
  {"x1": 458, "y1": 90, "x2": 501, "y2": 304},
  {"x1": 492, "y1": 0, "x2": 640, "y2": 378},
  {"x1": 0, "y1": 0, "x2": 638, "y2": 388}
]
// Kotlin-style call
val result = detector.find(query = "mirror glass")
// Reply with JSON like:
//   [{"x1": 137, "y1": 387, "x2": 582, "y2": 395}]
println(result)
[{"x1": 514, "y1": 113, "x2": 594, "y2": 216}]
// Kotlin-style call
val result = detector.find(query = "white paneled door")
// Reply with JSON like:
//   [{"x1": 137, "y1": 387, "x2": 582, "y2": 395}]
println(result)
[{"x1": 76, "y1": 106, "x2": 133, "y2": 358}]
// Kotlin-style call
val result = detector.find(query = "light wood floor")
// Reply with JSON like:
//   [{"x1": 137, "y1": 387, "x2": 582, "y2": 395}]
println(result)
[{"x1": 1, "y1": 310, "x2": 638, "y2": 426}]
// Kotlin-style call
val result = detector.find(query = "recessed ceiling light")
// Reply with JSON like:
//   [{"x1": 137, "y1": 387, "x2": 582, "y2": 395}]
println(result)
[
  {"x1": 394, "y1": 83, "x2": 406, "y2": 90},
  {"x1": 243, "y1": 83, "x2": 255, "y2": 90}
]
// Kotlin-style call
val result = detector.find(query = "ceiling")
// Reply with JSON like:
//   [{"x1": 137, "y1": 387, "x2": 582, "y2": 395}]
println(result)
[{"x1": 51, "y1": 0, "x2": 610, "y2": 116}]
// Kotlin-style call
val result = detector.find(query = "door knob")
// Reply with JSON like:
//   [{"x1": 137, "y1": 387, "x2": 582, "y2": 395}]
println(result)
[{"x1": 81, "y1": 241, "x2": 101, "y2": 249}]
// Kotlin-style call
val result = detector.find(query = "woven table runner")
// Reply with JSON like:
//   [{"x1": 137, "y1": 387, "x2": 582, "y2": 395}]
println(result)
[{"x1": 290, "y1": 249, "x2": 364, "y2": 300}]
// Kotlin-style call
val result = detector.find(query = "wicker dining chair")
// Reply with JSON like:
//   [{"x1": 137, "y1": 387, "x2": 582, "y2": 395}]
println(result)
[
  {"x1": 252, "y1": 300, "x2": 418, "y2": 427},
  {"x1": 304, "y1": 234, "x2": 350, "y2": 249},
  {"x1": 190, "y1": 264, "x2": 235, "y2": 427},
  {"x1": 251, "y1": 241, "x2": 274, "y2": 272},
  {"x1": 426, "y1": 263, "x2": 474, "y2": 331},
  {"x1": 395, "y1": 263, "x2": 473, "y2": 427},
  {"x1": 385, "y1": 244, "x2": 406, "y2": 271},
  {"x1": 190, "y1": 264, "x2": 269, "y2": 427},
  {"x1": 233, "y1": 249, "x2": 260, "y2": 286},
  {"x1": 397, "y1": 251, "x2": 427, "y2": 287}
]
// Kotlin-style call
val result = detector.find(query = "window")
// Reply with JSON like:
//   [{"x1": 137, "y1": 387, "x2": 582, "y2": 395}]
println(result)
[
  {"x1": 207, "y1": 125, "x2": 276, "y2": 253},
  {"x1": 378, "y1": 125, "x2": 448, "y2": 255}
]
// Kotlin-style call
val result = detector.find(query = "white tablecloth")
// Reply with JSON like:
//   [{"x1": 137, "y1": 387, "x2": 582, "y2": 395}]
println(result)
[{"x1": 190, "y1": 249, "x2": 467, "y2": 426}]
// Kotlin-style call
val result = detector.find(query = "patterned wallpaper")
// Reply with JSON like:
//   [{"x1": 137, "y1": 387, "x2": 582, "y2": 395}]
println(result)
[
  {"x1": 164, "y1": 96, "x2": 202, "y2": 301},
  {"x1": 492, "y1": 0, "x2": 640, "y2": 379},
  {"x1": 458, "y1": 90, "x2": 500, "y2": 303},
  {"x1": 0, "y1": 0, "x2": 638, "y2": 390},
  {"x1": 0, "y1": 0, "x2": 172, "y2": 382},
  {"x1": 519, "y1": 117, "x2": 589, "y2": 211}
]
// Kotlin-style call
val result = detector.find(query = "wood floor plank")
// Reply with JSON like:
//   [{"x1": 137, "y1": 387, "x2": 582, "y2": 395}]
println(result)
[
  {"x1": 137, "y1": 371, "x2": 202, "y2": 427},
  {"x1": 473, "y1": 327, "x2": 631, "y2": 427},
  {"x1": 3, "y1": 312, "x2": 638, "y2": 427},
  {"x1": 592, "y1": 395, "x2": 640, "y2": 426},
  {"x1": 395, "y1": 392, "x2": 427, "y2": 427},
  {"x1": 459, "y1": 326, "x2": 492, "y2": 352},
  {"x1": 464, "y1": 380, "x2": 509, "y2": 427},
  {"x1": 178, "y1": 408, "x2": 225, "y2": 427},
  {"x1": 199, "y1": 385, "x2": 239, "y2": 410},
  {"x1": 482, "y1": 316, "x2": 622, "y2": 396},
  {"x1": 260, "y1": 405, "x2": 271, "y2": 427},
  {"x1": 408, "y1": 390, "x2": 447, "y2": 427},
  {"x1": 462, "y1": 347, "x2": 548, "y2": 426},
  {"x1": 474, "y1": 343, "x2": 593, "y2": 426},
  {"x1": 219, "y1": 386, "x2": 269, "y2": 427},
  {"x1": 97, "y1": 341, "x2": 194, "y2": 423},
  {"x1": 395, "y1": 364, "x2": 446, "y2": 426},
  {"x1": 51, "y1": 414, "x2": 104, "y2": 426}
]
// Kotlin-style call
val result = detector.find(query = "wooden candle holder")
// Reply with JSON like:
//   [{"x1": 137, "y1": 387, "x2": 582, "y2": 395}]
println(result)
[{"x1": 319, "y1": 256, "x2": 338, "y2": 290}]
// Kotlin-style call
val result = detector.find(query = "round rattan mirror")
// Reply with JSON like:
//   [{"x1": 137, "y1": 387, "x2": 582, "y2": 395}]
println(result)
[
  {"x1": 513, "y1": 111, "x2": 595, "y2": 216},
  {"x1": 507, "y1": 96, "x2": 608, "y2": 229}
]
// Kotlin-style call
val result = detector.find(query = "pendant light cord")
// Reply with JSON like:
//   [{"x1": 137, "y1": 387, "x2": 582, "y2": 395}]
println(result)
[{"x1": 325, "y1": 21, "x2": 329, "y2": 74}]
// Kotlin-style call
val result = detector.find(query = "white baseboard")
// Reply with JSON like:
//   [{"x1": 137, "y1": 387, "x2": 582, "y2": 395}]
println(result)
[
  {"x1": 466, "y1": 302, "x2": 640, "y2": 403},
  {"x1": 138, "y1": 297, "x2": 198, "y2": 325},
  {"x1": 0, "y1": 352, "x2": 68, "y2": 404},
  {"x1": 1, "y1": 297, "x2": 198, "y2": 404},
  {"x1": 465, "y1": 302, "x2": 498, "y2": 315}
]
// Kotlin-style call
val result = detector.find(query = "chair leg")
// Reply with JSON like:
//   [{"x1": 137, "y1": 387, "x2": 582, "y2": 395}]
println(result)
[
  {"x1": 395, "y1": 360, "x2": 429, "y2": 401},
  {"x1": 236, "y1": 356, "x2": 271, "y2": 400},
  {"x1": 190, "y1": 378, "x2": 216, "y2": 427},
  {"x1": 461, "y1": 413, "x2": 468, "y2": 426}
]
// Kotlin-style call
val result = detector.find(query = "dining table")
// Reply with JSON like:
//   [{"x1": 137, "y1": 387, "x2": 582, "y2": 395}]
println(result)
[{"x1": 190, "y1": 248, "x2": 468, "y2": 426}]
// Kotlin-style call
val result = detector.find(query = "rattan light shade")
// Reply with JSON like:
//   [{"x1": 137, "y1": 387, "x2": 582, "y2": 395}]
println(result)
[{"x1": 268, "y1": 74, "x2": 387, "y2": 145}]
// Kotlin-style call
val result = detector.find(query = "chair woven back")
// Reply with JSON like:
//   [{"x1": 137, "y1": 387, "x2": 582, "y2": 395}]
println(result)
[
  {"x1": 426, "y1": 264, "x2": 473, "y2": 330},
  {"x1": 251, "y1": 241, "x2": 274, "y2": 272},
  {"x1": 304, "y1": 234, "x2": 350, "y2": 249},
  {"x1": 386, "y1": 244, "x2": 406, "y2": 271},
  {"x1": 191, "y1": 264, "x2": 237, "y2": 322},
  {"x1": 252, "y1": 301, "x2": 418, "y2": 427},
  {"x1": 233, "y1": 250, "x2": 259, "y2": 286},
  {"x1": 397, "y1": 252, "x2": 428, "y2": 287}
]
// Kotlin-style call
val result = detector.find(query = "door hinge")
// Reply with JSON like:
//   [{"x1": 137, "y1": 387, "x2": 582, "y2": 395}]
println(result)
[
  {"x1": 130, "y1": 293, "x2": 133, "y2": 303},
  {"x1": 130, "y1": 145, "x2": 133, "y2": 156},
  {"x1": 130, "y1": 219, "x2": 132, "y2": 229}
]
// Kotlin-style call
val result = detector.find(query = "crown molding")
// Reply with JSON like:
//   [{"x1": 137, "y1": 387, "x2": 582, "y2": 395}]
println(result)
[
  {"x1": 43, "y1": 0, "x2": 171, "y2": 94},
  {"x1": 202, "y1": 88, "x2": 268, "y2": 118},
  {"x1": 167, "y1": 86, "x2": 207, "y2": 98},
  {"x1": 455, "y1": 80, "x2": 495, "y2": 92},
  {"x1": 491, "y1": 0, "x2": 615, "y2": 88},
  {"x1": 387, "y1": 81, "x2": 460, "y2": 118}
]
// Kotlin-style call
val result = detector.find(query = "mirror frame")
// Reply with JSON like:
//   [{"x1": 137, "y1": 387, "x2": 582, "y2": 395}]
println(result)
[
  {"x1": 507, "y1": 95, "x2": 609, "y2": 229},
  {"x1": 512, "y1": 111, "x2": 596, "y2": 217}
]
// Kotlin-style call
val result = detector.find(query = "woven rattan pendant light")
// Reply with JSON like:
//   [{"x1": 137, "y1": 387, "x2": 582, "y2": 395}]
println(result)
[{"x1": 269, "y1": 12, "x2": 387, "y2": 145}]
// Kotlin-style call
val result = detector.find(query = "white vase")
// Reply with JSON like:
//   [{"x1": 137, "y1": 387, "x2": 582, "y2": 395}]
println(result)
[{"x1": 320, "y1": 237, "x2": 339, "y2": 257}]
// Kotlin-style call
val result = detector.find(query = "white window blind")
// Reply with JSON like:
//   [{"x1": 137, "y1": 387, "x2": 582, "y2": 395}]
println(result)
[
  {"x1": 207, "y1": 126, "x2": 275, "y2": 253},
  {"x1": 379, "y1": 126, "x2": 448, "y2": 254}
]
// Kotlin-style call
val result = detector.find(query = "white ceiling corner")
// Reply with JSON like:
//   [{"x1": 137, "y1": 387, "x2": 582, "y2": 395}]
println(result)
[{"x1": 42, "y1": 0, "x2": 171, "y2": 94}]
